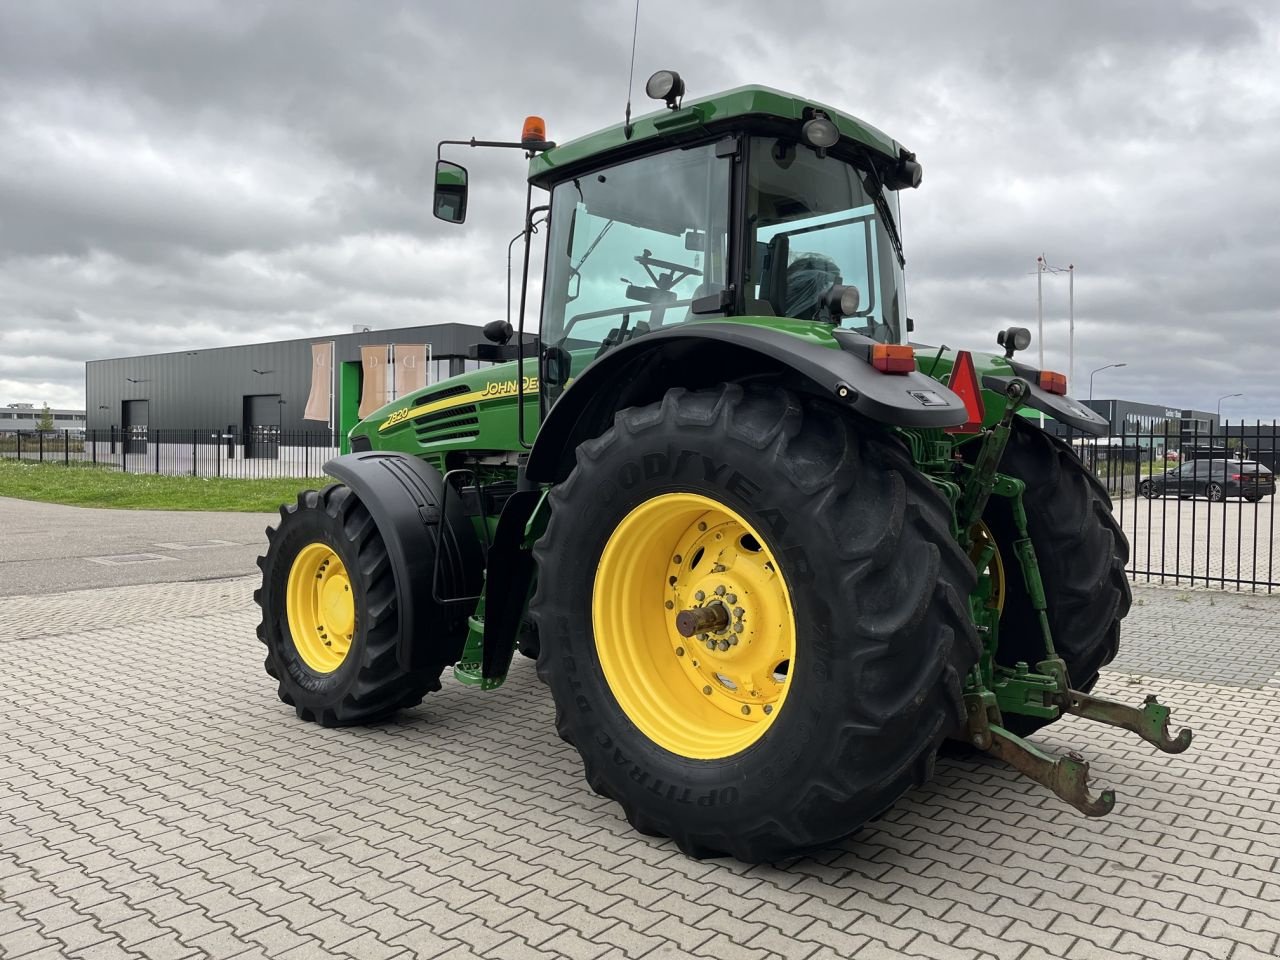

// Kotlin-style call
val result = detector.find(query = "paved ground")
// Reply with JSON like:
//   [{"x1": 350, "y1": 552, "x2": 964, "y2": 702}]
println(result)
[
  {"x1": 0, "y1": 496, "x2": 273, "y2": 595},
  {"x1": 3, "y1": 560, "x2": 1279, "y2": 960}
]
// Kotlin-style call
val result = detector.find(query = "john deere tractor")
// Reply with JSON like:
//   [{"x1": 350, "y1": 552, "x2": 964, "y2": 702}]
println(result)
[{"x1": 256, "y1": 75, "x2": 1191, "y2": 862}]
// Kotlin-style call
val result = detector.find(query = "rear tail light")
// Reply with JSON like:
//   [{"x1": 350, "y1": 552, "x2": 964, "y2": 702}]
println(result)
[
  {"x1": 1232, "y1": 474, "x2": 1242, "y2": 481},
  {"x1": 871, "y1": 343, "x2": 916, "y2": 374},
  {"x1": 1038, "y1": 370, "x2": 1067, "y2": 395}
]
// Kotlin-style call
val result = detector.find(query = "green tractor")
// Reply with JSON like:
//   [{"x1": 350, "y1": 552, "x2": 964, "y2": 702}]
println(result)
[{"x1": 256, "y1": 75, "x2": 1191, "y2": 862}]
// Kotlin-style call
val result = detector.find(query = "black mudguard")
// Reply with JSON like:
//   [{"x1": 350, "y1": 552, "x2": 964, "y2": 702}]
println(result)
[
  {"x1": 982, "y1": 375, "x2": 1111, "y2": 436},
  {"x1": 480, "y1": 490, "x2": 541, "y2": 682},
  {"x1": 526, "y1": 322, "x2": 969, "y2": 483},
  {"x1": 323, "y1": 451, "x2": 483, "y2": 666}
]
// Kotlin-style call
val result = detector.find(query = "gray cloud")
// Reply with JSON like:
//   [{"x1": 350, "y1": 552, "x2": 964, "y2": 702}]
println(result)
[{"x1": 0, "y1": 0, "x2": 1277, "y2": 418}]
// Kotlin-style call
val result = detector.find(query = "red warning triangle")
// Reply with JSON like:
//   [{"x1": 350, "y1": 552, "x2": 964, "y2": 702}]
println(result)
[{"x1": 944, "y1": 350, "x2": 986, "y2": 434}]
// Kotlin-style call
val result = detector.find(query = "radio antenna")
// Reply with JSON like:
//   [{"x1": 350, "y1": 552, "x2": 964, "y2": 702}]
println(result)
[{"x1": 623, "y1": 0, "x2": 641, "y2": 139}]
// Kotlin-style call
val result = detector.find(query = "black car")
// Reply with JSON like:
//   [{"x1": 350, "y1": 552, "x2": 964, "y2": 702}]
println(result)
[{"x1": 1140, "y1": 458, "x2": 1276, "y2": 502}]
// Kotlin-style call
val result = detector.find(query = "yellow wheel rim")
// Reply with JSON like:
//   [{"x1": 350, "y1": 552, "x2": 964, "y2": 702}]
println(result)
[
  {"x1": 286, "y1": 542, "x2": 356, "y2": 674},
  {"x1": 593, "y1": 492, "x2": 797, "y2": 760},
  {"x1": 969, "y1": 521, "x2": 1006, "y2": 614}
]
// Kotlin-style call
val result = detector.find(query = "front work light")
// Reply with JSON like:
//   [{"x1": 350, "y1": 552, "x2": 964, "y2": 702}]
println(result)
[
  {"x1": 801, "y1": 111, "x2": 840, "y2": 150},
  {"x1": 645, "y1": 70, "x2": 685, "y2": 110}
]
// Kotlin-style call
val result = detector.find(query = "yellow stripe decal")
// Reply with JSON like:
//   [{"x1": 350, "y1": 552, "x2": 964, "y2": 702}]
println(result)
[{"x1": 378, "y1": 390, "x2": 486, "y2": 432}]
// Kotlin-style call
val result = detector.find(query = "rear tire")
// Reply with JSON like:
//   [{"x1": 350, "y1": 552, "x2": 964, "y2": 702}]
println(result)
[
  {"x1": 1206, "y1": 483, "x2": 1225, "y2": 503},
  {"x1": 1139, "y1": 480, "x2": 1156, "y2": 500},
  {"x1": 531, "y1": 384, "x2": 979, "y2": 862},
  {"x1": 256, "y1": 484, "x2": 460, "y2": 726},
  {"x1": 981, "y1": 422, "x2": 1131, "y2": 736}
]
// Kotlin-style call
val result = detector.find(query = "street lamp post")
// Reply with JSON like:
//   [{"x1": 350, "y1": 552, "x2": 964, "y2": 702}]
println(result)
[
  {"x1": 1088, "y1": 362, "x2": 1127, "y2": 402},
  {"x1": 1216, "y1": 393, "x2": 1243, "y2": 423}
]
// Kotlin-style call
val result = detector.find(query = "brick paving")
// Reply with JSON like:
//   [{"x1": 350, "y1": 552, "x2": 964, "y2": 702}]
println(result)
[{"x1": 2, "y1": 578, "x2": 1278, "y2": 959}]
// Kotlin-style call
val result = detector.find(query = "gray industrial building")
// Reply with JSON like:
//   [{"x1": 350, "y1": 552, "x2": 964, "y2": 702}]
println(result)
[
  {"x1": 1082, "y1": 399, "x2": 1216, "y2": 434},
  {"x1": 85, "y1": 323, "x2": 496, "y2": 455},
  {"x1": 0, "y1": 403, "x2": 85, "y2": 433}
]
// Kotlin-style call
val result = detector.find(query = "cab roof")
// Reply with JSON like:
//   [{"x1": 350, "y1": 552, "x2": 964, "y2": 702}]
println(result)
[{"x1": 527, "y1": 84, "x2": 905, "y2": 187}]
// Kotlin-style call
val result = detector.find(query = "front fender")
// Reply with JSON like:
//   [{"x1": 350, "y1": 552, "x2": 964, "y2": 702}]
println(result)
[
  {"x1": 323, "y1": 451, "x2": 482, "y2": 665},
  {"x1": 526, "y1": 323, "x2": 968, "y2": 483}
]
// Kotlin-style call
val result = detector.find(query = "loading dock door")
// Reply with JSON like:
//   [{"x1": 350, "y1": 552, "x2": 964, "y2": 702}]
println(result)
[
  {"x1": 244, "y1": 394, "x2": 281, "y2": 459},
  {"x1": 122, "y1": 400, "x2": 148, "y2": 455}
]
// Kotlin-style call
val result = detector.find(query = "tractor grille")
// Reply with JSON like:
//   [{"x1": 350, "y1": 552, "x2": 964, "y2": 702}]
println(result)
[
  {"x1": 415, "y1": 405, "x2": 479, "y2": 444},
  {"x1": 409, "y1": 383, "x2": 471, "y2": 407}
]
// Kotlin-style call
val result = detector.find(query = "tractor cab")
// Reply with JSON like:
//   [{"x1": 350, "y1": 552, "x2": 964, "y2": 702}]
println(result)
[
  {"x1": 529, "y1": 85, "x2": 920, "y2": 409},
  {"x1": 436, "y1": 82, "x2": 923, "y2": 412}
]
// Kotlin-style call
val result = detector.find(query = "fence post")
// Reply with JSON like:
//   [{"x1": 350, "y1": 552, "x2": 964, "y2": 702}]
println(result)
[
  {"x1": 154, "y1": 433, "x2": 160, "y2": 474},
  {"x1": 192, "y1": 429, "x2": 198, "y2": 477},
  {"x1": 39, "y1": 432, "x2": 44, "y2": 462},
  {"x1": 16, "y1": 432, "x2": 21, "y2": 461},
  {"x1": 92, "y1": 429, "x2": 97, "y2": 465},
  {"x1": 64, "y1": 430, "x2": 69, "y2": 465}
]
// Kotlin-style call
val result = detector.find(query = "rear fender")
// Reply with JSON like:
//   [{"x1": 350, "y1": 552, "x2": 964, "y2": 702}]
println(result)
[
  {"x1": 984, "y1": 358, "x2": 1110, "y2": 436},
  {"x1": 323, "y1": 451, "x2": 483, "y2": 666},
  {"x1": 526, "y1": 322, "x2": 969, "y2": 483}
]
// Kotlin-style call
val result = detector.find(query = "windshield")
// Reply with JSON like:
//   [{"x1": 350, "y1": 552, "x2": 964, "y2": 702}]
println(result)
[
  {"x1": 745, "y1": 137, "x2": 904, "y2": 342},
  {"x1": 539, "y1": 142, "x2": 731, "y2": 394}
]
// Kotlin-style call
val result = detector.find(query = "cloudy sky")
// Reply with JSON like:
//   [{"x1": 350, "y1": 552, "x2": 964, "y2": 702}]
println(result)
[{"x1": 1, "y1": 0, "x2": 1277, "y2": 419}]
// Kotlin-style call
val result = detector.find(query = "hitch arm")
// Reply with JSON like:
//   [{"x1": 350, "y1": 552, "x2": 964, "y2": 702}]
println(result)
[
  {"x1": 986, "y1": 725, "x2": 1116, "y2": 817},
  {"x1": 1065, "y1": 691, "x2": 1193, "y2": 754}
]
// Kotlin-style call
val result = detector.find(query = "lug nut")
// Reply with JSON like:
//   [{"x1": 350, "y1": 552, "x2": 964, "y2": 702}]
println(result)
[
  {"x1": 673, "y1": 554, "x2": 682, "y2": 564},
  {"x1": 675, "y1": 646, "x2": 685, "y2": 657},
  {"x1": 694, "y1": 590, "x2": 705, "y2": 601},
  {"x1": 702, "y1": 685, "x2": 712, "y2": 695},
  {"x1": 733, "y1": 607, "x2": 744, "y2": 618},
  {"x1": 741, "y1": 706, "x2": 751, "y2": 715},
  {"x1": 665, "y1": 600, "x2": 674, "y2": 609},
  {"x1": 733, "y1": 623, "x2": 744, "y2": 633},
  {"x1": 717, "y1": 640, "x2": 729, "y2": 651},
  {"x1": 706, "y1": 640, "x2": 716, "y2": 650},
  {"x1": 726, "y1": 594, "x2": 737, "y2": 604},
  {"x1": 763, "y1": 704, "x2": 773, "y2": 715},
  {"x1": 714, "y1": 585, "x2": 726, "y2": 596},
  {"x1": 728, "y1": 636, "x2": 738, "y2": 646}
]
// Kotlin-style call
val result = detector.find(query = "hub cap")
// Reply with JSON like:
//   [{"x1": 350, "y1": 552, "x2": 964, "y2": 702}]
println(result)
[
  {"x1": 593, "y1": 493, "x2": 797, "y2": 759},
  {"x1": 286, "y1": 542, "x2": 355, "y2": 674}
]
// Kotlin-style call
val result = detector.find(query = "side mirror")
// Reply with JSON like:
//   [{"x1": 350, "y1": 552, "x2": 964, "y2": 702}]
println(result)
[{"x1": 434, "y1": 160, "x2": 469, "y2": 223}]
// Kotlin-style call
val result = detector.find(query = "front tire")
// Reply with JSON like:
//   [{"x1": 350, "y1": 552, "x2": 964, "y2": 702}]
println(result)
[
  {"x1": 1206, "y1": 482, "x2": 1225, "y2": 503},
  {"x1": 1139, "y1": 480, "x2": 1156, "y2": 500},
  {"x1": 255, "y1": 485, "x2": 457, "y2": 726},
  {"x1": 531, "y1": 385, "x2": 979, "y2": 862}
]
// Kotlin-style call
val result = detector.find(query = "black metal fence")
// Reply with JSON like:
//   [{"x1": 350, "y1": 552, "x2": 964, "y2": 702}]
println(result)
[
  {"x1": 1060, "y1": 419, "x2": 1279, "y2": 592},
  {"x1": 5, "y1": 420, "x2": 1279, "y2": 590},
  {"x1": 0, "y1": 429, "x2": 338, "y2": 479}
]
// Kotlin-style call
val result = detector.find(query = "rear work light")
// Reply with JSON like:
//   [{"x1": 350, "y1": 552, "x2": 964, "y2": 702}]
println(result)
[
  {"x1": 871, "y1": 343, "x2": 916, "y2": 374},
  {"x1": 1039, "y1": 370, "x2": 1067, "y2": 395}
]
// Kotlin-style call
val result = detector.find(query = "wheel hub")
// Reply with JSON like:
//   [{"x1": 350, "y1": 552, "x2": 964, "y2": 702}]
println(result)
[
  {"x1": 286, "y1": 542, "x2": 355, "y2": 674},
  {"x1": 593, "y1": 492, "x2": 796, "y2": 760}
]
